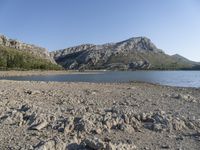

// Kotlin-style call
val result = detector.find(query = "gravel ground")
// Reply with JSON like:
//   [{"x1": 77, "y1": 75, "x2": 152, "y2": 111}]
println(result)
[
  {"x1": 0, "y1": 80, "x2": 199, "y2": 150},
  {"x1": 0, "y1": 70, "x2": 97, "y2": 77}
]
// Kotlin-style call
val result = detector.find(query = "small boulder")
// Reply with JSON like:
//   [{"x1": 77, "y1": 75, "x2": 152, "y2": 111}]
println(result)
[
  {"x1": 34, "y1": 140, "x2": 55, "y2": 150},
  {"x1": 34, "y1": 139, "x2": 66, "y2": 150},
  {"x1": 81, "y1": 137, "x2": 106, "y2": 150},
  {"x1": 172, "y1": 118, "x2": 186, "y2": 131},
  {"x1": 105, "y1": 142, "x2": 115, "y2": 150},
  {"x1": 30, "y1": 120, "x2": 48, "y2": 131}
]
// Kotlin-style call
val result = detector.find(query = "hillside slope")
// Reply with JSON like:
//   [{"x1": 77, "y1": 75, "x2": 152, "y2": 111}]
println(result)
[
  {"x1": 0, "y1": 35, "x2": 61, "y2": 70},
  {"x1": 0, "y1": 45, "x2": 61, "y2": 70},
  {"x1": 51, "y1": 37, "x2": 196, "y2": 70}
]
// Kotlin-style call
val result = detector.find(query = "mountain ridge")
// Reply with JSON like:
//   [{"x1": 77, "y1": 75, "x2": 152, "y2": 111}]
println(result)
[
  {"x1": 51, "y1": 37, "x2": 197, "y2": 70},
  {"x1": 0, "y1": 34, "x2": 55, "y2": 64},
  {"x1": 0, "y1": 34, "x2": 198, "y2": 70},
  {"x1": 0, "y1": 35, "x2": 61, "y2": 70}
]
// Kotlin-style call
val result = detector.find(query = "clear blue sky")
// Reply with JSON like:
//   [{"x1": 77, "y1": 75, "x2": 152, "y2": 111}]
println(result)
[{"x1": 0, "y1": 0, "x2": 200, "y2": 61}]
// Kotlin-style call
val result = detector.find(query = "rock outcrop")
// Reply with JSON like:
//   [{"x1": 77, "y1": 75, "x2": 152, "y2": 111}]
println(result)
[
  {"x1": 0, "y1": 34, "x2": 55, "y2": 64},
  {"x1": 51, "y1": 37, "x2": 195, "y2": 70}
]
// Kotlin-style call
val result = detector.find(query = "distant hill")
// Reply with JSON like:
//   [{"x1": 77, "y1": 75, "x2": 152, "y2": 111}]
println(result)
[
  {"x1": 171, "y1": 54, "x2": 196, "y2": 64},
  {"x1": 51, "y1": 37, "x2": 197, "y2": 70},
  {"x1": 0, "y1": 35, "x2": 61, "y2": 70}
]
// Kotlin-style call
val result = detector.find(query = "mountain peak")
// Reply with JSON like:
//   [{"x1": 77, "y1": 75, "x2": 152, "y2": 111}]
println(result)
[
  {"x1": 116, "y1": 36, "x2": 151, "y2": 44},
  {"x1": 115, "y1": 36, "x2": 163, "y2": 53}
]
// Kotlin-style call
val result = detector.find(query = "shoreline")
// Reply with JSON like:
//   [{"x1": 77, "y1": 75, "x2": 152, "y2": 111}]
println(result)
[
  {"x1": 1, "y1": 79, "x2": 199, "y2": 89},
  {"x1": 0, "y1": 80, "x2": 199, "y2": 149},
  {"x1": 0, "y1": 69, "x2": 199, "y2": 78},
  {"x1": 0, "y1": 70, "x2": 199, "y2": 89},
  {"x1": 0, "y1": 70, "x2": 105, "y2": 77}
]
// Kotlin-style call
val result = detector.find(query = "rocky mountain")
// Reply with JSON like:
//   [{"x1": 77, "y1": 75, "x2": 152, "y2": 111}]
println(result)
[
  {"x1": 51, "y1": 37, "x2": 196, "y2": 70},
  {"x1": 0, "y1": 35, "x2": 55, "y2": 64},
  {"x1": 0, "y1": 35, "x2": 60, "y2": 70}
]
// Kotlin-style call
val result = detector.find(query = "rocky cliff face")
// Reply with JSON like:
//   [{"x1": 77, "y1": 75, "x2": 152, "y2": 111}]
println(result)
[
  {"x1": 0, "y1": 35, "x2": 55, "y2": 64},
  {"x1": 51, "y1": 37, "x2": 193, "y2": 70}
]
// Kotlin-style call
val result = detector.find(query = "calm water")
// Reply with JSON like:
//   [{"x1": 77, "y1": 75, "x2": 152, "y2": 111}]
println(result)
[{"x1": 1, "y1": 71, "x2": 200, "y2": 88}]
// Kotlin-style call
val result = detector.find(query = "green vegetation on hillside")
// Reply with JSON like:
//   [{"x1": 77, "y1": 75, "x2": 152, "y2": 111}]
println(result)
[
  {"x1": 0, "y1": 46, "x2": 62, "y2": 70},
  {"x1": 142, "y1": 52, "x2": 193, "y2": 70},
  {"x1": 107, "y1": 51, "x2": 193, "y2": 70}
]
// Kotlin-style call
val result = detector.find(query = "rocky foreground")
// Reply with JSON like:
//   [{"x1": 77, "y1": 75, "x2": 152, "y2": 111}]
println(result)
[{"x1": 0, "y1": 80, "x2": 199, "y2": 150}]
